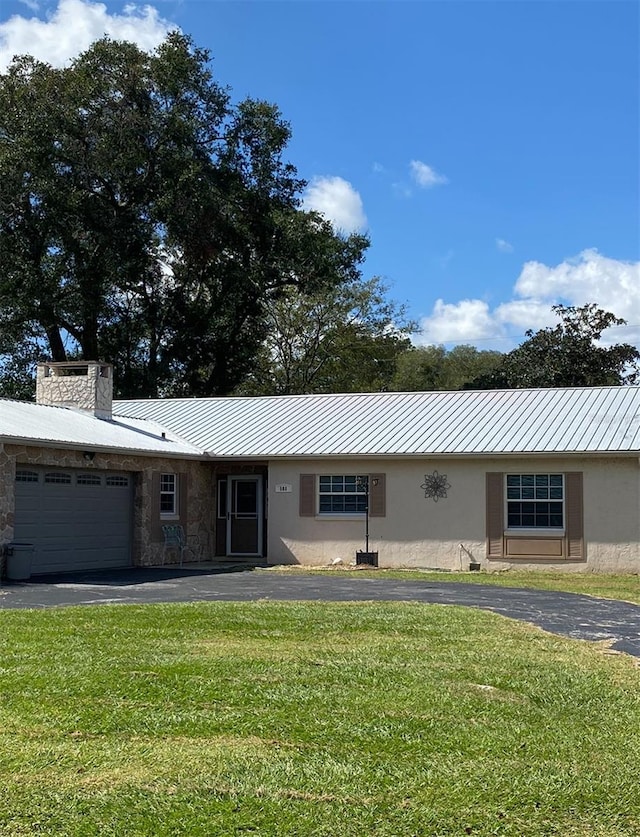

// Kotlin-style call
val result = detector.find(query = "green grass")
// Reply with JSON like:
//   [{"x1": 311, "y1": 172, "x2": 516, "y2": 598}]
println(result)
[
  {"x1": 1, "y1": 603, "x2": 639, "y2": 834},
  {"x1": 270, "y1": 565, "x2": 640, "y2": 605}
]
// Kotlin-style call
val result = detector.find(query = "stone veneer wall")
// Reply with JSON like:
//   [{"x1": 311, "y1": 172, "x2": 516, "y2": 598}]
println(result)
[
  {"x1": 36, "y1": 363, "x2": 113, "y2": 419},
  {"x1": 0, "y1": 443, "x2": 215, "y2": 567}
]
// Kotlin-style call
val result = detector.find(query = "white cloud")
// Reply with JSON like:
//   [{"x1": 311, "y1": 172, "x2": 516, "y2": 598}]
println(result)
[
  {"x1": 302, "y1": 176, "x2": 367, "y2": 234},
  {"x1": 0, "y1": 0, "x2": 175, "y2": 72},
  {"x1": 496, "y1": 238, "x2": 514, "y2": 253},
  {"x1": 514, "y1": 249, "x2": 640, "y2": 323},
  {"x1": 409, "y1": 160, "x2": 448, "y2": 189},
  {"x1": 416, "y1": 250, "x2": 640, "y2": 350},
  {"x1": 417, "y1": 299, "x2": 500, "y2": 346}
]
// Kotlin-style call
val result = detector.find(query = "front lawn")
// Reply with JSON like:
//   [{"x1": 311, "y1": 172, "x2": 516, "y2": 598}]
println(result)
[{"x1": 1, "y1": 601, "x2": 639, "y2": 835}]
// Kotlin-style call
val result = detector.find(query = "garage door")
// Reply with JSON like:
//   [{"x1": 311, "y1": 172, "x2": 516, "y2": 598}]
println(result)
[{"x1": 14, "y1": 467, "x2": 134, "y2": 574}]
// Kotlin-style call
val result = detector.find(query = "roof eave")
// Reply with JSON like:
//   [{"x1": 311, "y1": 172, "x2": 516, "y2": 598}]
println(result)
[{"x1": 0, "y1": 436, "x2": 206, "y2": 460}]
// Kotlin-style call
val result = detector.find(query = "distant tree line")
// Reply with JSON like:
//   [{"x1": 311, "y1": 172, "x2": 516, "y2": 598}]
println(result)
[{"x1": 1, "y1": 35, "x2": 638, "y2": 399}]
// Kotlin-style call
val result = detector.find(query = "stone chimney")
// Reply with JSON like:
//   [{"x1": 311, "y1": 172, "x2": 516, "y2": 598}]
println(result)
[{"x1": 36, "y1": 361, "x2": 113, "y2": 420}]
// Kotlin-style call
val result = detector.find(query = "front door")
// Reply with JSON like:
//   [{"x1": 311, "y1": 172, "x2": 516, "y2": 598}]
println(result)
[{"x1": 227, "y1": 476, "x2": 263, "y2": 556}]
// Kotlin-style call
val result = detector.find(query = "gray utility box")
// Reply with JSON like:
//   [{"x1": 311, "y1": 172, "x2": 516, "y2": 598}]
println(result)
[{"x1": 5, "y1": 543, "x2": 35, "y2": 581}]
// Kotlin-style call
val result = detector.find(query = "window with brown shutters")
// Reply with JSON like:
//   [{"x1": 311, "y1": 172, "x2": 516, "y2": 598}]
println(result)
[
  {"x1": 487, "y1": 471, "x2": 585, "y2": 561},
  {"x1": 299, "y1": 473, "x2": 387, "y2": 517}
]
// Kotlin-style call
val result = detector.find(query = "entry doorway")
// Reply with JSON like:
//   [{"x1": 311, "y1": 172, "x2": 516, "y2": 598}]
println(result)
[{"x1": 222, "y1": 476, "x2": 263, "y2": 557}]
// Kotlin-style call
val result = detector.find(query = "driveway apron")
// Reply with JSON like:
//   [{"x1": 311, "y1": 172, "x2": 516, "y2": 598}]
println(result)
[{"x1": 2, "y1": 568, "x2": 640, "y2": 657}]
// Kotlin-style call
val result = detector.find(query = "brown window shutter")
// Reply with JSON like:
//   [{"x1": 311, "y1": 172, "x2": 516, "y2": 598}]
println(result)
[
  {"x1": 299, "y1": 474, "x2": 316, "y2": 516},
  {"x1": 565, "y1": 472, "x2": 584, "y2": 560},
  {"x1": 150, "y1": 472, "x2": 162, "y2": 542},
  {"x1": 486, "y1": 472, "x2": 504, "y2": 558},
  {"x1": 179, "y1": 473, "x2": 189, "y2": 527},
  {"x1": 369, "y1": 473, "x2": 386, "y2": 517}
]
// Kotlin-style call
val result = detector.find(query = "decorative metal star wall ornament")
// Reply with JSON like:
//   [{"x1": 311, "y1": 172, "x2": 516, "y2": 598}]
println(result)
[{"x1": 421, "y1": 470, "x2": 451, "y2": 502}]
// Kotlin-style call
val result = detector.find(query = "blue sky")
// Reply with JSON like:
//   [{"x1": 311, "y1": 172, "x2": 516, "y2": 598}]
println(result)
[{"x1": 1, "y1": 0, "x2": 638, "y2": 351}]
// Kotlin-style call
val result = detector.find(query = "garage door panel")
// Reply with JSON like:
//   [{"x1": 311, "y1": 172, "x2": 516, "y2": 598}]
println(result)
[{"x1": 14, "y1": 467, "x2": 133, "y2": 574}]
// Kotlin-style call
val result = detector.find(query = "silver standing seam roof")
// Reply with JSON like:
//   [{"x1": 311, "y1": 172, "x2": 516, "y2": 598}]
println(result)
[
  {"x1": 114, "y1": 386, "x2": 640, "y2": 458},
  {"x1": 0, "y1": 399, "x2": 203, "y2": 457}
]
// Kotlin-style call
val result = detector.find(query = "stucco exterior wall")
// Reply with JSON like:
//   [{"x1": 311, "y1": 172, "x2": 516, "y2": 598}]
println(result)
[
  {"x1": 266, "y1": 456, "x2": 640, "y2": 573},
  {"x1": 0, "y1": 443, "x2": 215, "y2": 566}
]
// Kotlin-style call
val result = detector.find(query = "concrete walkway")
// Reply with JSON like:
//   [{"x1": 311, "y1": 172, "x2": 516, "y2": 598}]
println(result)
[{"x1": 2, "y1": 566, "x2": 640, "y2": 657}]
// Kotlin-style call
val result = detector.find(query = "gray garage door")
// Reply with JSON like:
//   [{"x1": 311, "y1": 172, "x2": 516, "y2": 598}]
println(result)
[{"x1": 14, "y1": 467, "x2": 134, "y2": 574}]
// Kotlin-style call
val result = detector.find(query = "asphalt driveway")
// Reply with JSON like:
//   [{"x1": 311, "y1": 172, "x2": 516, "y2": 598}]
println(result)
[{"x1": 2, "y1": 566, "x2": 640, "y2": 657}]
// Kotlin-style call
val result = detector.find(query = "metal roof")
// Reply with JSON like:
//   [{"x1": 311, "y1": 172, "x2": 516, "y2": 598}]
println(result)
[
  {"x1": 114, "y1": 386, "x2": 640, "y2": 458},
  {"x1": 0, "y1": 399, "x2": 202, "y2": 457}
]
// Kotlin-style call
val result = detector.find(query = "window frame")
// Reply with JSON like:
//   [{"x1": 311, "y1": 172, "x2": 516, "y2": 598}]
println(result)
[
  {"x1": 317, "y1": 474, "x2": 369, "y2": 516},
  {"x1": 160, "y1": 472, "x2": 178, "y2": 518},
  {"x1": 505, "y1": 473, "x2": 565, "y2": 532}
]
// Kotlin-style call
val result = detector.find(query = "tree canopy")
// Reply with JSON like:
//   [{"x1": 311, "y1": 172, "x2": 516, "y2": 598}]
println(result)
[
  {"x1": 236, "y1": 276, "x2": 414, "y2": 395},
  {"x1": 391, "y1": 344, "x2": 503, "y2": 392},
  {"x1": 469, "y1": 304, "x2": 640, "y2": 389},
  {"x1": 0, "y1": 34, "x2": 368, "y2": 397}
]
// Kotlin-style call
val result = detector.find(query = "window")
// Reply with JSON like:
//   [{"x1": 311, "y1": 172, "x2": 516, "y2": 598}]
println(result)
[
  {"x1": 76, "y1": 473, "x2": 102, "y2": 486},
  {"x1": 106, "y1": 475, "x2": 129, "y2": 488},
  {"x1": 15, "y1": 470, "x2": 39, "y2": 483},
  {"x1": 318, "y1": 475, "x2": 368, "y2": 514},
  {"x1": 44, "y1": 472, "x2": 72, "y2": 484},
  {"x1": 506, "y1": 474, "x2": 564, "y2": 529},
  {"x1": 160, "y1": 473, "x2": 177, "y2": 516}
]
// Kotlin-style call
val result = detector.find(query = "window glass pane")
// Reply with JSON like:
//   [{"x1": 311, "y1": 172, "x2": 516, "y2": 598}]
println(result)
[
  {"x1": 45, "y1": 472, "x2": 71, "y2": 484},
  {"x1": 318, "y1": 475, "x2": 367, "y2": 514},
  {"x1": 160, "y1": 473, "x2": 176, "y2": 515},
  {"x1": 507, "y1": 475, "x2": 564, "y2": 529},
  {"x1": 160, "y1": 474, "x2": 175, "y2": 491},
  {"x1": 507, "y1": 512, "x2": 520, "y2": 527},
  {"x1": 106, "y1": 475, "x2": 129, "y2": 487},
  {"x1": 236, "y1": 481, "x2": 257, "y2": 515},
  {"x1": 77, "y1": 474, "x2": 102, "y2": 486},
  {"x1": 16, "y1": 470, "x2": 39, "y2": 483}
]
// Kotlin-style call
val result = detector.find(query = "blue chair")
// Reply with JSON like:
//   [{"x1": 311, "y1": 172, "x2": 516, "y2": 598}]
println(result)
[{"x1": 161, "y1": 524, "x2": 194, "y2": 566}]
